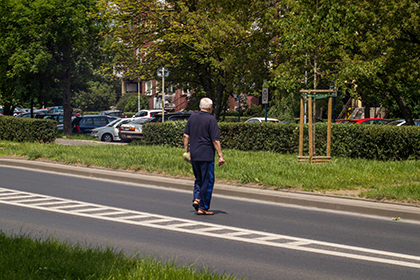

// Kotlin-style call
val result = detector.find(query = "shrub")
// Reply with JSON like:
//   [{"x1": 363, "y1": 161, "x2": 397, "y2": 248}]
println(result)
[
  {"x1": 0, "y1": 115, "x2": 57, "y2": 143},
  {"x1": 143, "y1": 121, "x2": 186, "y2": 148}
]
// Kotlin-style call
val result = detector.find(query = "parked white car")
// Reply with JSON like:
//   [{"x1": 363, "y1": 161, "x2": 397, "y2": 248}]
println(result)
[
  {"x1": 245, "y1": 117, "x2": 280, "y2": 123},
  {"x1": 131, "y1": 109, "x2": 165, "y2": 120},
  {"x1": 90, "y1": 118, "x2": 131, "y2": 142}
]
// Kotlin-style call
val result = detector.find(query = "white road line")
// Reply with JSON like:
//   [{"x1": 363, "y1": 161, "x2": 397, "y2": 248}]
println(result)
[
  {"x1": 0, "y1": 194, "x2": 33, "y2": 200},
  {"x1": 286, "y1": 241, "x2": 312, "y2": 246},
  {"x1": 72, "y1": 207, "x2": 110, "y2": 213},
  {"x1": 31, "y1": 201, "x2": 70, "y2": 206},
  {"x1": 94, "y1": 211, "x2": 130, "y2": 216},
  {"x1": 1, "y1": 187, "x2": 420, "y2": 269},
  {"x1": 254, "y1": 236, "x2": 282, "y2": 241},
  {"x1": 11, "y1": 197, "x2": 52, "y2": 204},
  {"x1": 119, "y1": 215, "x2": 149, "y2": 220}
]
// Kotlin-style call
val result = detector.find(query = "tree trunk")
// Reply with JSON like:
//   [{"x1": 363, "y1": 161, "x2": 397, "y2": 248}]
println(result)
[
  {"x1": 364, "y1": 103, "x2": 370, "y2": 119},
  {"x1": 390, "y1": 88, "x2": 414, "y2": 125},
  {"x1": 63, "y1": 69, "x2": 72, "y2": 134},
  {"x1": 213, "y1": 82, "x2": 225, "y2": 121},
  {"x1": 30, "y1": 99, "x2": 34, "y2": 118},
  {"x1": 3, "y1": 101, "x2": 14, "y2": 116}
]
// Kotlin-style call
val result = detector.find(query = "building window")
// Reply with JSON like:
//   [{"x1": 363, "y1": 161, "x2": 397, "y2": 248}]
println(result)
[
  {"x1": 167, "y1": 84, "x2": 174, "y2": 93},
  {"x1": 154, "y1": 97, "x2": 162, "y2": 109},
  {"x1": 146, "y1": 80, "x2": 153, "y2": 96},
  {"x1": 126, "y1": 83, "x2": 137, "y2": 92},
  {"x1": 182, "y1": 89, "x2": 190, "y2": 96}
]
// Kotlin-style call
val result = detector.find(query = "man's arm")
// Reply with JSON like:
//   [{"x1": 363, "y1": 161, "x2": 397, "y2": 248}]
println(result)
[
  {"x1": 183, "y1": 132, "x2": 190, "y2": 149},
  {"x1": 212, "y1": 140, "x2": 225, "y2": 166},
  {"x1": 183, "y1": 134, "x2": 190, "y2": 162}
]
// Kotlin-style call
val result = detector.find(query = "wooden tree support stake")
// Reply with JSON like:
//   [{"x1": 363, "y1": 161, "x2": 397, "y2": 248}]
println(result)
[{"x1": 298, "y1": 89, "x2": 333, "y2": 163}]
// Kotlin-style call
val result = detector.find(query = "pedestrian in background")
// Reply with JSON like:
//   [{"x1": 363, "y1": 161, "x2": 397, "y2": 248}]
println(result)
[{"x1": 183, "y1": 97, "x2": 225, "y2": 215}]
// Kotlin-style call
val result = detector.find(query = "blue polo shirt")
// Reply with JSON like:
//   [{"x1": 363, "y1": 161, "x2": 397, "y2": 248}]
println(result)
[{"x1": 184, "y1": 111, "x2": 220, "y2": 162}]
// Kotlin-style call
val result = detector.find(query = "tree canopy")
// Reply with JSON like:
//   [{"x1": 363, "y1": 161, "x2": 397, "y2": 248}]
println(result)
[
  {"x1": 100, "y1": 0, "x2": 282, "y2": 119},
  {"x1": 0, "y1": 0, "x2": 108, "y2": 132},
  {"x1": 1, "y1": 0, "x2": 418, "y2": 124},
  {"x1": 270, "y1": 0, "x2": 420, "y2": 121}
]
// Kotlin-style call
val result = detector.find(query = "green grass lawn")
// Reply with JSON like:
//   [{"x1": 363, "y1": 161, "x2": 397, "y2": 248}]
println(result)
[
  {"x1": 0, "y1": 231, "x2": 241, "y2": 280},
  {"x1": 1, "y1": 140, "x2": 420, "y2": 204}
]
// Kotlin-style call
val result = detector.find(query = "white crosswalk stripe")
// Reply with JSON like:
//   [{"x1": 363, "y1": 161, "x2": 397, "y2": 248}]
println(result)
[{"x1": 1, "y1": 187, "x2": 420, "y2": 269}]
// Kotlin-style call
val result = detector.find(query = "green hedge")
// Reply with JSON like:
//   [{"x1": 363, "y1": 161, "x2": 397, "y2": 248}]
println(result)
[
  {"x1": 0, "y1": 116, "x2": 57, "y2": 143},
  {"x1": 143, "y1": 121, "x2": 420, "y2": 161},
  {"x1": 143, "y1": 121, "x2": 187, "y2": 147},
  {"x1": 330, "y1": 124, "x2": 420, "y2": 160}
]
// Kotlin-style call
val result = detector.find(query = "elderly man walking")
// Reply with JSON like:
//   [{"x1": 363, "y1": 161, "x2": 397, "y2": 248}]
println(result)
[{"x1": 183, "y1": 97, "x2": 225, "y2": 215}]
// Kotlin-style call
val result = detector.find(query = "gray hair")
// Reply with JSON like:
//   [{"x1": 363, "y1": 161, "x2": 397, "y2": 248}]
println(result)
[{"x1": 200, "y1": 98, "x2": 213, "y2": 110}]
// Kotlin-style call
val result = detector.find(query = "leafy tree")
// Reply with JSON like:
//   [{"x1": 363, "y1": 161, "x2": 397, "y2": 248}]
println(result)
[
  {"x1": 243, "y1": 104, "x2": 264, "y2": 117},
  {"x1": 343, "y1": 0, "x2": 420, "y2": 123},
  {"x1": 0, "y1": 0, "x2": 58, "y2": 114},
  {"x1": 99, "y1": 0, "x2": 282, "y2": 120},
  {"x1": 269, "y1": 0, "x2": 360, "y2": 118},
  {"x1": 115, "y1": 92, "x2": 150, "y2": 113},
  {"x1": 72, "y1": 81, "x2": 118, "y2": 113},
  {"x1": 1, "y1": 0, "x2": 108, "y2": 132},
  {"x1": 270, "y1": 0, "x2": 420, "y2": 123}
]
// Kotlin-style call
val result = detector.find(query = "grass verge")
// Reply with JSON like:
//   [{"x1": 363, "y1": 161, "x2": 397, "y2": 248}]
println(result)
[
  {"x1": 56, "y1": 131, "x2": 98, "y2": 140},
  {"x1": 1, "y1": 140, "x2": 420, "y2": 203},
  {"x1": 0, "y1": 231, "x2": 241, "y2": 280}
]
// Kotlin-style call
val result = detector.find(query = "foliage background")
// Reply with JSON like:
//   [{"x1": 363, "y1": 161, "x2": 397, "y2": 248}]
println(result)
[{"x1": 115, "y1": 92, "x2": 150, "y2": 112}]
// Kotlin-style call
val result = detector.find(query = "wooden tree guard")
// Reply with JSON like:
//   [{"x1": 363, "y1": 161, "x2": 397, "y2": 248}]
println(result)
[{"x1": 298, "y1": 89, "x2": 333, "y2": 163}]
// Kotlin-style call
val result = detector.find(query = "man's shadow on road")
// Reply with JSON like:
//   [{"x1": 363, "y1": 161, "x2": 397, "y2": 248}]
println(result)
[{"x1": 192, "y1": 210, "x2": 228, "y2": 215}]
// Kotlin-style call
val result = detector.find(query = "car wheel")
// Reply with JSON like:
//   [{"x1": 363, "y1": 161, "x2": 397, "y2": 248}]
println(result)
[{"x1": 101, "y1": 133, "x2": 113, "y2": 142}]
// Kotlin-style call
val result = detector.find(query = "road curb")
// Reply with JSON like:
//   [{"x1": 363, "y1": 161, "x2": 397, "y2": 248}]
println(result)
[{"x1": 1, "y1": 157, "x2": 420, "y2": 222}]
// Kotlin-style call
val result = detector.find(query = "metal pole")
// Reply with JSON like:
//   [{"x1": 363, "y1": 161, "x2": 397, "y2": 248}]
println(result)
[
  {"x1": 138, "y1": 81, "x2": 141, "y2": 112},
  {"x1": 265, "y1": 105, "x2": 267, "y2": 122},
  {"x1": 238, "y1": 95, "x2": 241, "y2": 122},
  {"x1": 162, "y1": 68, "x2": 165, "y2": 123}
]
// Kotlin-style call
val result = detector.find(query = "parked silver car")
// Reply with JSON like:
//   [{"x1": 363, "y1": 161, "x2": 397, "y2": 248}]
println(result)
[
  {"x1": 91, "y1": 118, "x2": 131, "y2": 142},
  {"x1": 119, "y1": 117, "x2": 154, "y2": 142}
]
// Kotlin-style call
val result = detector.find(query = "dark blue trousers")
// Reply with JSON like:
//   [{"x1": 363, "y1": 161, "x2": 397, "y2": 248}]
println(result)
[{"x1": 191, "y1": 160, "x2": 215, "y2": 210}]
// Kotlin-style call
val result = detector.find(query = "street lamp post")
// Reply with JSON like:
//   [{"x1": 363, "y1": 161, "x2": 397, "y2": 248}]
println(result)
[
  {"x1": 157, "y1": 67, "x2": 169, "y2": 123},
  {"x1": 138, "y1": 81, "x2": 141, "y2": 112}
]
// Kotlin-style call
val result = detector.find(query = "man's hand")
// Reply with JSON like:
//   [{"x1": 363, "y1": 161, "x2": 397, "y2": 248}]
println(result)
[
  {"x1": 218, "y1": 156, "x2": 225, "y2": 166},
  {"x1": 183, "y1": 152, "x2": 191, "y2": 162}
]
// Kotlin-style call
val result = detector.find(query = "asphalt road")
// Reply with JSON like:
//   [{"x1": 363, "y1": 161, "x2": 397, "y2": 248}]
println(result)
[{"x1": 1, "y1": 164, "x2": 420, "y2": 279}]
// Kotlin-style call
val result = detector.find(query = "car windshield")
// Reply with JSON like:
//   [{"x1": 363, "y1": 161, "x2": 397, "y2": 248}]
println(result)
[
  {"x1": 388, "y1": 120, "x2": 404, "y2": 125},
  {"x1": 132, "y1": 118, "x2": 152, "y2": 124},
  {"x1": 106, "y1": 118, "x2": 121, "y2": 127},
  {"x1": 134, "y1": 111, "x2": 148, "y2": 118}
]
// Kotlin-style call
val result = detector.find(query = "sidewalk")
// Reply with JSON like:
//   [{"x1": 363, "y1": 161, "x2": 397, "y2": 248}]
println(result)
[{"x1": 1, "y1": 157, "x2": 420, "y2": 222}]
